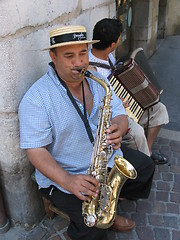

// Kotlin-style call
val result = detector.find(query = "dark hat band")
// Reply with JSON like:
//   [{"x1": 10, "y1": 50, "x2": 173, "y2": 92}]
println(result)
[{"x1": 50, "y1": 32, "x2": 87, "y2": 46}]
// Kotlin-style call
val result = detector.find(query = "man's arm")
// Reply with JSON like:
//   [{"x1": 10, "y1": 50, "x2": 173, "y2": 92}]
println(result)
[
  {"x1": 26, "y1": 148, "x2": 99, "y2": 200},
  {"x1": 107, "y1": 115, "x2": 128, "y2": 150}
]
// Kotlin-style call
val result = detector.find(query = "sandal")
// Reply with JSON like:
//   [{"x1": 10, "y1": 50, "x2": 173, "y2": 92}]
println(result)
[{"x1": 151, "y1": 152, "x2": 168, "y2": 165}]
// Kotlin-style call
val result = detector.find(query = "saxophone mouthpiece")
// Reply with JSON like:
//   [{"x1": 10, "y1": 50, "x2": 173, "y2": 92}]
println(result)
[
  {"x1": 77, "y1": 68, "x2": 83, "y2": 73},
  {"x1": 77, "y1": 68, "x2": 90, "y2": 77}
]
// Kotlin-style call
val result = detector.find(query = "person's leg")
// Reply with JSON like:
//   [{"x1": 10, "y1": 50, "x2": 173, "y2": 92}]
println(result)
[
  {"x1": 122, "y1": 117, "x2": 150, "y2": 156},
  {"x1": 146, "y1": 125, "x2": 161, "y2": 155},
  {"x1": 139, "y1": 102, "x2": 169, "y2": 156},
  {"x1": 41, "y1": 187, "x2": 108, "y2": 240},
  {"x1": 120, "y1": 146, "x2": 155, "y2": 200}
]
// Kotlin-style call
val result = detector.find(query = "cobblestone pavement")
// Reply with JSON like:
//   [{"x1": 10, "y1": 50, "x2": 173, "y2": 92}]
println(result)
[{"x1": 1, "y1": 133, "x2": 180, "y2": 240}]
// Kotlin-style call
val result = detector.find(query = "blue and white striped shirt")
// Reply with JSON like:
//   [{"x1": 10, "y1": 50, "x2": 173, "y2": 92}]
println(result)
[{"x1": 18, "y1": 63, "x2": 126, "y2": 193}]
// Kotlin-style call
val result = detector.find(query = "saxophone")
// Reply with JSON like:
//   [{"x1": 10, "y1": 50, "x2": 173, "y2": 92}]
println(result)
[{"x1": 80, "y1": 69, "x2": 137, "y2": 229}]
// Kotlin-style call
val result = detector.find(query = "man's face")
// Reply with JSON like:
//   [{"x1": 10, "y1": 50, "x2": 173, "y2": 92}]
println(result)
[{"x1": 50, "y1": 44, "x2": 89, "y2": 83}]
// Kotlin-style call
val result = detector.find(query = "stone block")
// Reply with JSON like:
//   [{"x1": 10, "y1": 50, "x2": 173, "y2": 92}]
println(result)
[
  {"x1": 172, "y1": 230, "x2": 180, "y2": 240},
  {"x1": 1, "y1": 170, "x2": 45, "y2": 225},
  {"x1": 0, "y1": 30, "x2": 49, "y2": 113},
  {"x1": 26, "y1": 225, "x2": 47, "y2": 240},
  {"x1": 133, "y1": 2, "x2": 150, "y2": 27},
  {"x1": 0, "y1": 114, "x2": 22, "y2": 171},
  {"x1": 162, "y1": 172, "x2": 173, "y2": 181},
  {"x1": 170, "y1": 192, "x2": 180, "y2": 203},
  {"x1": 163, "y1": 215, "x2": 179, "y2": 229},
  {"x1": 109, "y1": 2, "x2": 116, "y2": 17},
  {"x1": 81, "y1": 0, "x2": 110, "y2": 10},
  {"x1": 0, "y1": 0, "x2": 79, "y2": 36},
  {"x1": 131, "y1": 213, "x2": 147, "y2": 226},
  {"x1": 156, "y1": 191, "x2": 169, "y2": 202},
  {"x1": 153, "y1": 202, "x2": 166, "y2": 213},
  {"x1": 148, "y1": 215, "x2": 164, "y2": 226},
  {"x1": 133, "y1": 27, "x2": 151, "y2": 41},
  {"x1": 167, "y1": 203, "x2": 179, "y2": 214},
  {"x1": 154, "y1": 228, "x2": 170, "y2": 240},
  {"x1": 136, "y1": 226, "x2": 154, "y2": 240},
  {"x1": 73, "y1": 6, "x2": 109, "y2": 39},
  {"x1": 136, "y1": 201, "x2": 152, "y2": 213},
  {"x1": 157, "y1": 181, "x2": 171, "y2": 191}
]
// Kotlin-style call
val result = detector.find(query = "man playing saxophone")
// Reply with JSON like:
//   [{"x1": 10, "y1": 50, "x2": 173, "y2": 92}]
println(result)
[{"x1": 18, "y1": 25, "x2": 155, "y2": 240}]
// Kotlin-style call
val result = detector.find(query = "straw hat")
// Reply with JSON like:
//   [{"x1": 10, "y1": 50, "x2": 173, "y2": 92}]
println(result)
[{"x1": 42, "y1": 25, "x2": 99, "y2": 51}]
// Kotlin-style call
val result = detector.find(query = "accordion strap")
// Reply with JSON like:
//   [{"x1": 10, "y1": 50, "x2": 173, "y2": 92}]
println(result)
[{"x1": 89, "y1": 57, "x2": 115, "y2": 70}]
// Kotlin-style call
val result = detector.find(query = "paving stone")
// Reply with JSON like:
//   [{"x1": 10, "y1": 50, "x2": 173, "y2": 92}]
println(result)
[
  {"x1": 172, "y1": 182, "x2": 180, "y2": 192},
  {"x1": 157, "y1": 138, "x2": 169, "y2": 144},
  {"x1": 136, "y1": 226, "x2": 154, "y2": 240},
  {"x1": 156, "y1": 191, "x2": 169, "y2": 202},
  {"x1": 152, "y1": 170, "x2": 162, "y2": 180},
  {"x1": 163, "y1": 216, "x2": 179, "y2": 229},
  {"x1": 174, "y1": 173, "x2": 180, "y2": 182},
  {"x1": 167, "y1": 203, "x2": 180, "y2": 214},
  {"x1": 114, "y1": 229, "x2": 138, "y2": 239},
  {"x1": 26, "y1": 226, "x2": 47, "y2": 240},
  {"x1": 131, "y1": 213, "x2": 148, "y2": 226},
  {"x1": 148, "y1": 215, "x2": 164, "y2": 227},
  {"x1": 170, "y1": 192, "x2": 180, "y2": 203},
  {"x1": 154, "y1": 227, "x2": 171, "y2": 240},
  {"x1": 173, "y1": 151, "x2": 180, "y2": 158},
  {"x1": 153, "y1": 201, "x2": 166, "y2": 213},
  {"x1": 118, "y1": 199, "x2": 137, "y2": 212},
  {"x1": 161, "y1": 172, "x2": 174, "y2": 181},
  {"x1": 157, "y1": 181, "x2": 171, "y2": 191},
  {"x1": 172, "y1": 230, "x2": 180, "y2": 240},
  {"x1": 53, "y1": 217, "x2": 69, "y2": 232},
  {"x1": 49, "y1": 236, "x2": 62, "y2": 240},
  {"x1": 170, "y1": 165, "x2": 180, "y2": 173},
  {"x1": 41, "y1": 227, "x2": 57, "y2": 239},
  {"x1": 136, "y1": 201, "x2": 153, "y2": 213}
]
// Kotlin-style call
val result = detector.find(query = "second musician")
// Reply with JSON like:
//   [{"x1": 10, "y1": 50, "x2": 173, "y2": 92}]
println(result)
[{"x1": 89, "y1": 18, "x2": 169, "y2": 164}]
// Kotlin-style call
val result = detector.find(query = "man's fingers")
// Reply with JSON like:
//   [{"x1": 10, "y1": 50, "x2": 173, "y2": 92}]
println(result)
[{"x1": 84, "y1": 175, "x2": 100, "y2": 188}]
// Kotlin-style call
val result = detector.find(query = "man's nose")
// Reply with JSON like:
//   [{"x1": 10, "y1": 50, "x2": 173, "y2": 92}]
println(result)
[{"x1": 73, "y1": 56, "x2": 83, "y2": 66}]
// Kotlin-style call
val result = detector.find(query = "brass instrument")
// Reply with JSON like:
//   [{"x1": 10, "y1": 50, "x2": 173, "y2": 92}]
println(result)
[{"x1": 80, "y1": 69, "x2": 137, "y2": 229}]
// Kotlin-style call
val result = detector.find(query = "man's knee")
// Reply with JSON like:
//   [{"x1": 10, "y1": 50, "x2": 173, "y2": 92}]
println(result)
[{"x1": 129, "y1": 123, "x2": 146, "y2": 144}]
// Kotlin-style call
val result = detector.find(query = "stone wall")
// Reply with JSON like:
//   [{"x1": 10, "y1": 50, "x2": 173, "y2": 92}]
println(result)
[
  {"x1": 0, "y1": 0, "x2": 115, "y2": 226},
  {"x1": 131, "y1": 0, "x2": 159, "y2": 58},
  {"x1": 166, "y1": 0, "x2": 180, "y2": 35}
]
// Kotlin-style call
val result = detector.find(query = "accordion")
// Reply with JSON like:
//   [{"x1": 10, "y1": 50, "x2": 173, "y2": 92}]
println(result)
[{"x1": 108, "y1": 48, "x2": 163, "y2": 122}]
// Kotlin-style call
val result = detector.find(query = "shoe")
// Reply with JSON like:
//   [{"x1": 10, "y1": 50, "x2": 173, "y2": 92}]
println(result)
[
  {"x1": 110, "y1": 215, "x2": 135, "y2": 231},
  {"x1": 151, "y1": 152, "x2": 168, "y2": 165}
]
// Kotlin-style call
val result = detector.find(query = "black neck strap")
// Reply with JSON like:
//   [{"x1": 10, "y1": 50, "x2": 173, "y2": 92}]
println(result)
[{"x1": 53, "y1": 65, "x2": 94, "y2": 144}]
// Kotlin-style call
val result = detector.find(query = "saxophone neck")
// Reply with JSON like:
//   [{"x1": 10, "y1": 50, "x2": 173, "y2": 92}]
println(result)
[{"x1": 80, "y1": 69, "x2": 111, "y2": 96}]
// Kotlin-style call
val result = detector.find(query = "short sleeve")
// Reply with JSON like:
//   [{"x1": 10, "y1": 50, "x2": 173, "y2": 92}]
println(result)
[{"x1": 18, "y1": 94, "x2": 53, "y2": 149}]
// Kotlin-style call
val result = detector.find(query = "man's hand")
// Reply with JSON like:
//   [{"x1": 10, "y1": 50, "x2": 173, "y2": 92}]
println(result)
[
  {"x1": 63, "y1": 174, "x2": 100, "y2": 201},
  {"x1": 106, "y1": 123, "x2": 123, "y2": 150},
  {"x1": 120, "y1": 97, "x2": 130, "y2": 109},
  {"x1": 106, "y1": 115, "x2": 128, "y2": 150}
]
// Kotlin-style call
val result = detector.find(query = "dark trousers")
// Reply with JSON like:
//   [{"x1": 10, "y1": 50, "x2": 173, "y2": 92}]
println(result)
[{"x1": 40, "y1": 146, "x2": 155, "y2": 240}]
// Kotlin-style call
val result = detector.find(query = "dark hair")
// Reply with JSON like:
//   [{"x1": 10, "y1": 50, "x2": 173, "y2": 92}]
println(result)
[
  {"x1": 92, "y1": 18, "x2": 122, "y2": 50},
  {"x1": 51, "y1": 48, "x2": 57, "y2": 55}
]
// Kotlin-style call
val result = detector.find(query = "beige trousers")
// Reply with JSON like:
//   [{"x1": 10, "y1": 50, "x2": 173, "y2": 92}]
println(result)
[{"x1": 122, "y1": 102, "x2": 169, "y2": 156}]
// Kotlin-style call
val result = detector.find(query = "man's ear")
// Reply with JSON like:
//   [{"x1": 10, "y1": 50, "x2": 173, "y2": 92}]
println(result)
[
  {"x1": 110, "y1": 42, "x2": 116, "y2": 50},
  {"x1": 49, "y1": 50, "x2": 56, "y2": 63}
]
